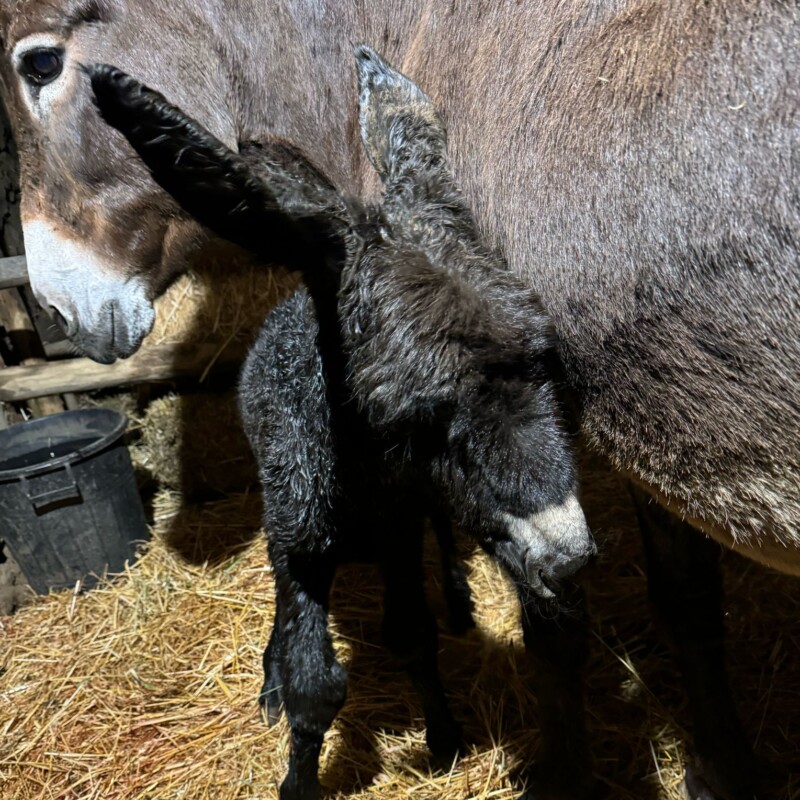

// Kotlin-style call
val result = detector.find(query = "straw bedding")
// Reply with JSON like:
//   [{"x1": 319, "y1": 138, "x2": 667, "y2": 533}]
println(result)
[{"x1": 2, "y1": 408, "x2": 799, "y2": 799}]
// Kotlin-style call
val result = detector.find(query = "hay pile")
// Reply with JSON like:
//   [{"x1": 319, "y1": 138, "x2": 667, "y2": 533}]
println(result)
[
  {"x1": 145, "y1": 250, "x2": 298, "y2": 354},
  {"x1": 2, "y1": 441, "x2": 798, "y2": 800}
]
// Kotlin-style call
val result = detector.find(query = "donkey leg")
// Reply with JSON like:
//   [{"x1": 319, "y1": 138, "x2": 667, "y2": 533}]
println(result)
[
  {"x1": 516, "y1": 584, "x2": 595, "y2": 800},
  {"x1": 430, "y1": 511, "x2": 476, "y2": 635},
  {"x1": 272, "y1": 553, "x2": 347, "y2": 800},
  {"x1": 631, "y1": 487, "x2": 757, "y2": 800},
  {"x1": 382, "y1": 532, "x2": 463, "y2": 762},
  {"x1": 259, "y1": 607, "x2": 285, "y2": 726}
]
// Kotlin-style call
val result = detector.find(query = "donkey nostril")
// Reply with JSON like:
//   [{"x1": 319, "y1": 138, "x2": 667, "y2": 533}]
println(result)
[
  {"x1": 48, "y1": 306, "x2": 73, "y2": 335},
  {"x1": 538, "y1": 568, "x2": 560, "y2": 595}
]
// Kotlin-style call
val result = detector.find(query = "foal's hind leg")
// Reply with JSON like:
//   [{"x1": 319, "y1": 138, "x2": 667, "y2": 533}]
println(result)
[
  {"x1": 631, "y1": 486, "x2": 758, "y2": 800},
  {"x1": 270, "y1": 550, "x2": 346, "y2": 800},
  {"x1": 381, "y1": 527, "x2": 463, "y2": 762}
]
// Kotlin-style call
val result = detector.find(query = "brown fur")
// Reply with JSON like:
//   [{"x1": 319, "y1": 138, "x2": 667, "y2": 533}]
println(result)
[{"x1": 0, "y1": 0, "x2": 798, "y2": 563}]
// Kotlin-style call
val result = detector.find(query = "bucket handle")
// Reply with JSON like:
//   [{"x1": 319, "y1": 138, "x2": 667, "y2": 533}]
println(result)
[{"x1": 21, "y1": 463, "x2": 83, "y2": 513}]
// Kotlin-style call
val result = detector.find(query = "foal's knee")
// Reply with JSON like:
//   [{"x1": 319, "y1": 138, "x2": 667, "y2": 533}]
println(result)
[{"x1": 282, "y1": 648, "x2": 348, "y2": 736}]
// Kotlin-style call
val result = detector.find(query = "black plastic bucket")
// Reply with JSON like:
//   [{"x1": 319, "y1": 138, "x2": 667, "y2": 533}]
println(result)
[{"x1": 0, "y1": 408, "x2": 149, "y2": 594}]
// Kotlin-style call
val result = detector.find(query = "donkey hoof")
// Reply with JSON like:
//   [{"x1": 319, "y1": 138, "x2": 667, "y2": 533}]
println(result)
[
  {"x1": 682, "y1": 763, "x2": 757, "y2": 800},
  {"x1": 682, "y1": 740, "x2": 761, "y2": 800},
  {"x1": 258, "y1": 684, "x2": 284, "y2": 726},
  {"x1": 426, "y1": 717, "x2": 464, "y2": 764}
]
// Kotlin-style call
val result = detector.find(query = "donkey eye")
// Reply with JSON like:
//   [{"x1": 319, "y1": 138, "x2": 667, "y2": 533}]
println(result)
[{"x1": 19, "y1": 48, "x2": 64, "y2": 86}]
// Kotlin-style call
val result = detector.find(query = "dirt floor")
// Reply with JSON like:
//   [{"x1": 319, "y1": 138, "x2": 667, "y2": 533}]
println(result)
[{"x1": 1, "y1": 386, "x2": 798, "y2": 800}]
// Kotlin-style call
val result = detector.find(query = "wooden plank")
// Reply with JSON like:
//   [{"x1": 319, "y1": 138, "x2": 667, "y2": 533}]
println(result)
[
  {"x1": 0, "y1": 255, "x2": 28, "y2": 289},
  {"x1": 0, "y1": 341, "x2": 246, "y2": 401}
]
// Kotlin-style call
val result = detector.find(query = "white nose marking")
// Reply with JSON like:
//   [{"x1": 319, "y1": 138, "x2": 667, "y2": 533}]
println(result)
[
  {"x1": 21, "y1": 217, "x2": 154, "y2": 352},
  {"x1": 502, "y1": 493, "x2": 592, "y2": 555}
]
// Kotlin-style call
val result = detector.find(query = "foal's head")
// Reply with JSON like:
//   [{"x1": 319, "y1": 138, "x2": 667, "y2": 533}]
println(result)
[{"x1": 354, "y1": 46, "x2": 596, "y2": 598}]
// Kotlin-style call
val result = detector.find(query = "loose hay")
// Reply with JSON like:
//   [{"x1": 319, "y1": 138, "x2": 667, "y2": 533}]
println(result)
[
  {"x1": 1, "y1": 452, "x2": 799, "y2": 800},
  {"x1": 146, "y1": 251, "x2": 298, "y2": 353},
  {"x1": 134, "y1": 391, "x2": 257, "y2": 498}
]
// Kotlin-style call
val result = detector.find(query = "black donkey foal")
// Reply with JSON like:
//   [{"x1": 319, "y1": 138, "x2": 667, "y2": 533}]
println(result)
[{"x1": 88, "y1": 46, "x2": 597, "y2": 800}]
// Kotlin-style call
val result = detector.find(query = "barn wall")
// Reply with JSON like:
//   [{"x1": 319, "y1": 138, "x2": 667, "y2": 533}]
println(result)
[{"x1": 0, "y1": 96, "x2": 22, "y2": 259}]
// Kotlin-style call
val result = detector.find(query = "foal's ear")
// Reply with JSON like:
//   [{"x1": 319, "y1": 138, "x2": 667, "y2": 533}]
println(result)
[
  {"x1": 86, "y1": 64, "x2": 274, "y2": 254},
  {"x1": 354, "y1": 45, "x2": 441, "y2": 177}
]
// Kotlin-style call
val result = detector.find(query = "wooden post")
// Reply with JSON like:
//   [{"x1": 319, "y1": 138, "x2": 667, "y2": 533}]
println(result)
[
  {"x1": 0, "y1": 255, "x2": 28, "y2": 289},
  {"x1": 0, "y1": 100, "x2": 23, "y2": 258},
  {"x1": 0, "y1": 349, "x2": 22, "y2": 428},
  {"x1": 0, "y1": 98, "x2": 65, "y2": 421}
]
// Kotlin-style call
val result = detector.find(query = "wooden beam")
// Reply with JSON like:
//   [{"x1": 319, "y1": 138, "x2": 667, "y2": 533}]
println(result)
[
  {"x1": 0, "y1": 255, "x2": 28, "y2": 289},
  {"x1": 0, "y1": 341, "x2": 246, "y2": 401}
]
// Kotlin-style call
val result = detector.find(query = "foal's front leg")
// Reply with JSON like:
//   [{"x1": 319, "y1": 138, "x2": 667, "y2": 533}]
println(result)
[
  {"x1": 270, "y1": 550, "x2": 346, "y2": 800},
  {"x1": 515, "y1": 582, "x2": 594, "y2": 800}
]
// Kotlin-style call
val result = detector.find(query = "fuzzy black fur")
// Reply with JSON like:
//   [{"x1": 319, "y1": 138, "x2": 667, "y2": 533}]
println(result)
[{"x1": 89, "y1": 47, "x2": 596, "y2": 800}]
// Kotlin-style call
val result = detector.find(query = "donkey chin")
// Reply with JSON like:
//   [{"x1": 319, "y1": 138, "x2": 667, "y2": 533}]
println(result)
[{"x1": 22, "y1": 218, "x2": 156, "y2": 364}]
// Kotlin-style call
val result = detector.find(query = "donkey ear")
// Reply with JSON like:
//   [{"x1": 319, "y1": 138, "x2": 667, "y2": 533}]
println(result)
[
  {"x1": 354, "y1": 45, "x2": 438, "y2": 176},
  {"x1": 354, "y1": 45, "x2": 429, "y2": 106},
  {"x1": 86, "y1": 64, "x2": 276, "y2": 255}
]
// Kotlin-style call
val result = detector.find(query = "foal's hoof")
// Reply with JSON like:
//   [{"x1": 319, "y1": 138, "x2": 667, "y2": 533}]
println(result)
[
  {"x1": 682, "y1": 762, "x2": 758, "y2": 800},
  {"x1": 426, "y1": 717, "x2": 465, "y2": 765},
  {"x1": 279, "y1": 773, "x2": 320, "y2": 800},
  {"x1": 517, "y1": 763, "x2": 597, "y2": 800},
  {"x1": 682, "y1": 771, "x2": 724, "y2": 800},
  {"x1": 258, "y1": 684, "x2": 284, "y2": 726}
]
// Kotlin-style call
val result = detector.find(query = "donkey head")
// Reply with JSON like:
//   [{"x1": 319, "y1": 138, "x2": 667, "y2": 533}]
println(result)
[{"x1": 0, "y1": 0, "x2": 236, "y2": 361}]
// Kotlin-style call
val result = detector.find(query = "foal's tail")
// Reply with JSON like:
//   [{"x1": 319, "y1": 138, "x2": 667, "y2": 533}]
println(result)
[{"x1": 86, "y1": 65, "x2": 346, "y2": 274}]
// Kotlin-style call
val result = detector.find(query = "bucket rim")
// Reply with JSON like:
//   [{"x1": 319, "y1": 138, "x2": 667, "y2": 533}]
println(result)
[{"x1": 0, "y1": 408, "x2": 128, "y2": 481}]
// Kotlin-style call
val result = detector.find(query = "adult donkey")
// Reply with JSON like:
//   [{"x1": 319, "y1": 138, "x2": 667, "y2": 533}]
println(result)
[{"x1": 0, "y1": 1, "x2": 797, "y2": 798}]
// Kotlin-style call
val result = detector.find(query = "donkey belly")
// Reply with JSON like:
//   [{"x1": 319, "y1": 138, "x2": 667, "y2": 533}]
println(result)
[{"x1": 427, "y1": 0, "x2": 800, "y2": 564}]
